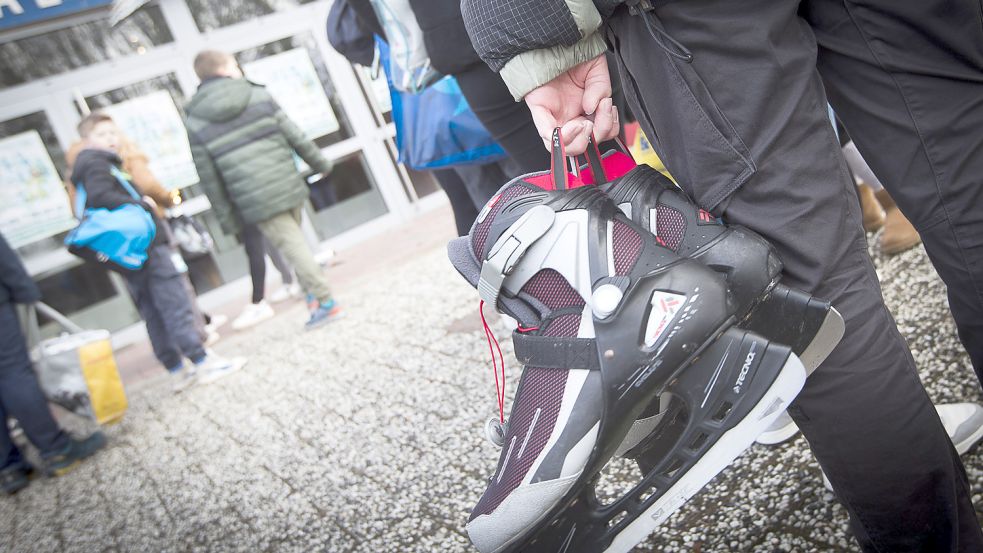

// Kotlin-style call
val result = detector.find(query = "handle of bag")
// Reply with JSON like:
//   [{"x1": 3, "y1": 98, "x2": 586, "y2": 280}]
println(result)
[
  {"x1": 551, "y1": 128, "x2": 629, "y2": 189},
  {"x1": 74, "y1": 166, "x2": 144, "y2": 215},
  {"x1": 35, "y1": 301, "x2": 85, "y2": 334}
]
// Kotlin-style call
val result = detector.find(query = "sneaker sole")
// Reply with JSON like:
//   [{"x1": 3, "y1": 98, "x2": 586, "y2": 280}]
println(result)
[
  {"x1": 231, "y1": 311, "x2": 275, "y2": 331},
  {"x1": 953, "y1": 418, "x2": 983, "y2": 456},
  {"x1": 606, "y1": 353, "x2": 807, "y2": 553}
]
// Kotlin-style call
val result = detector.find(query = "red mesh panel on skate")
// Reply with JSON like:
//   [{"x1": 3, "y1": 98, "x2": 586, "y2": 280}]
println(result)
[
  {"x1": 519, "y1": 269, "x2": 585, "y2": 311},
  {"x1": 612, "y1": 219, "x2": 642, "y2": 275},
  {"x1": 471, "y1": 184, "x2": 535, "y2": 259},
  {"x1": 470, "y1": 271, "x2": 585, "y2": 520},
  {"x1": 656, "y1": 204, "x2": 686, "y2": 252}
]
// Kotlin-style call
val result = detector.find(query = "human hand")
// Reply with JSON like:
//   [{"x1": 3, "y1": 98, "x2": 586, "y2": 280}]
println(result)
[{"x1": 524, "y1": 55, "x2": 619, "y2": 155}]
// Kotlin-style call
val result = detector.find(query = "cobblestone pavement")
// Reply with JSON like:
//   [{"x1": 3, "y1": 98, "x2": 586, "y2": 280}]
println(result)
[{"x1": 2, "y1": 236, "x2": 981, "y2": 553}]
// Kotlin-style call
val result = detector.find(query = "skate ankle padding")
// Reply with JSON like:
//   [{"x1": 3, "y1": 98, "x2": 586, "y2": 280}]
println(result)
[{"x1": 478, "y1": 205, "x2": 556, "y2": 307}]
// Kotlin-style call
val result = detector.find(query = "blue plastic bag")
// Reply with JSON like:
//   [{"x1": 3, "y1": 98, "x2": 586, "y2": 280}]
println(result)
[
  {"x1": 378, "y1": 38, "x2": 506, "y2": 170},
  {"x1": 65, "y1": 166, "x2": 156, "y2": 272}
]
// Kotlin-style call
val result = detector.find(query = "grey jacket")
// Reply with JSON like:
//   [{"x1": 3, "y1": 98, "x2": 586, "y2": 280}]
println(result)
[{"x1": 461, "y1": 0, "x2": 623, "y2": 100}]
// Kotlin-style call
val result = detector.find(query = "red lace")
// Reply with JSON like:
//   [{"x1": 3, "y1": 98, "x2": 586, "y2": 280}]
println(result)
[{"x1": 479, "y1": 300, "x2": 506, "y2": 423}]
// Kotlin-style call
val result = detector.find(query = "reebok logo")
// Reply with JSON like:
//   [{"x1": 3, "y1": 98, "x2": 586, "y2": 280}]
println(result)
[{"x1": 732, "y1": 342, "x2": 758, "y2": 394}]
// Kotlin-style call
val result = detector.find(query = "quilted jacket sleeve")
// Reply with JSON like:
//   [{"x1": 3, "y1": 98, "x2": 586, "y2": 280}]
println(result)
[{"x1": 460, "y1": 0, "x2": 608, "y2": 100}]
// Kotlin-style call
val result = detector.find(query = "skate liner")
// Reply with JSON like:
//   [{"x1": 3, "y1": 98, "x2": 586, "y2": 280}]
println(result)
[{"x1": 447, "y1": 129, "x2": 808, "y2": 553}]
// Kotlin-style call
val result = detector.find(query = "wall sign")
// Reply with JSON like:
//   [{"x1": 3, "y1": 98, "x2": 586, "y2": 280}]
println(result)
[
  {"x1": 0, "y1": 131, "x2": 77, "y2": 248},
  {"x1": 103, "y1": 90, "x2": 200, "y2": 191},
  {"x1": 0, "y1": 0, "x2": 112, "y2": 31}
]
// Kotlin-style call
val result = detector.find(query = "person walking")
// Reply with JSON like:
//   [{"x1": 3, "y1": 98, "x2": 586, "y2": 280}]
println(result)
[
  {"x1": 232, "y1": 223, "x2": 298, "y2": 331},
  {"x1": 460, "y1": 0, "x2": 983, "y2": 551},
  {"x1": 71, "y1": 113, "x2": 243, "y2": 393},
  {"x1": 184, "y1": 50, "x2": 342, "y2": 330},
  {"x1": 0, "y1": 231, "x2": 106, "y2": 494}
]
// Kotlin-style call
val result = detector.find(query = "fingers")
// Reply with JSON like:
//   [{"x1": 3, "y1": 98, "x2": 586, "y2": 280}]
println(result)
[
  {"x1": 581, "y1": 56, "x2": 613, "y2": 117},
  {"x1": 590, "y1": 98, "x2": 620, "y2": 143},
  {"x1": 528, "y1": 103, "x2": 559, "y2": 149},
  {"x1": 561, "y1": 119, "x2": 592, "y2": 156}
]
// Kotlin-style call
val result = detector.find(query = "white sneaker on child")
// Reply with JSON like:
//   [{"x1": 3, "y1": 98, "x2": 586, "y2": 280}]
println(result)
[
  {"x1": 232, "y1": 301, "x2": 275, "y2": 330},
  {"x1": 171, "y1": 365, "x2": 199, "y2": 394},
  {"x1": 196, "y1": 354, "x2": 247, "y2": 385}
]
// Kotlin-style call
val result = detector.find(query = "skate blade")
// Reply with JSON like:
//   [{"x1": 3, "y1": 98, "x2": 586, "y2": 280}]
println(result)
[
  {"x1": 798, "y1": 306, "x2": 844, "y2": 375},
  {"x1": 604, "y1": 353, "x2": 807, "y2": 553}
]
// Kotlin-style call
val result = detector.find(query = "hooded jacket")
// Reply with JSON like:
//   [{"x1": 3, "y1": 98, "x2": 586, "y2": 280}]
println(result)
[
  {"x1": 0, "y1": 231, "x2": 41, "y2": 307},
  {"x1": 184, "y1": 77, "x2": 333, "y2": 235}
]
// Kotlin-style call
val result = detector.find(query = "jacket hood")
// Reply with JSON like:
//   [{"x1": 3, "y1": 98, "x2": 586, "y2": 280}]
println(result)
[
  {"x1": 70, "y1": 148, "x2": 122, "y2": 184},
  {"x1": 186, "y1": 78, "x2": 255, "y2": 122}
]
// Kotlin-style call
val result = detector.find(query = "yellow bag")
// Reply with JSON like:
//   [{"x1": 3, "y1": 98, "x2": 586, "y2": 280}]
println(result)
[
  {"x1": 625, "y1": 122, "x2": 676, "y2": 183},
  {"x1": 78, "y1": 337, "x2": 127, "y2": 425},
  {"x1": 29, "y1": 303, "x2": 127, "y2": 425}
]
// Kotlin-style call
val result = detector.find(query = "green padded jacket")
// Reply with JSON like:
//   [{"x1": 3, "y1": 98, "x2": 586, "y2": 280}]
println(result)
[{"x1": 184, "y1": 77, "x2": 333, "y2": 235}]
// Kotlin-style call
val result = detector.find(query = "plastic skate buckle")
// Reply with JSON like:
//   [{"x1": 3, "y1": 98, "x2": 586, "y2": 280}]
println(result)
[{"x1": 478, "y1": 205, "x2": 555, "y2": 307}]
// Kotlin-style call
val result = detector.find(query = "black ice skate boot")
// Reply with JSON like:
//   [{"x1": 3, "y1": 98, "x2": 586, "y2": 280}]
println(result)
[{"x1": 447, "y1": 130, "x2": 808, "y2": 553}]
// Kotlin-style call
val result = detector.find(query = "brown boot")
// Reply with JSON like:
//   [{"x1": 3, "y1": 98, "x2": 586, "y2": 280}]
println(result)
[
  {"x1": 875, "y1": 189, "x2": 921, "y2": 255},
  {"x1": 858, "y1": 183, "x2": 885, "y2": 232}
]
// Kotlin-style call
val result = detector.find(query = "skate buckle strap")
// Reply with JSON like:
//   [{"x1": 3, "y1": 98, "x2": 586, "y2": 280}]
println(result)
[
  {"x1": 512, "y1": 331, "x2": 600, "y2": 371},
  {"x1": 478, "y1": 205, "x2": 555, "y2": 307}
]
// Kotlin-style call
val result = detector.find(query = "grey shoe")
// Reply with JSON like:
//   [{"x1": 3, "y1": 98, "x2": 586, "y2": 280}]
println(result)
[
  {"x1": 45, "y1": 432, "x2": 107, "y2": 477},
  {"x1": 755, "y1": 410, "x2": 800, "y2": 445},
  {"x1": 171, "y1": 364, "x2": 199, "y2": 393}
]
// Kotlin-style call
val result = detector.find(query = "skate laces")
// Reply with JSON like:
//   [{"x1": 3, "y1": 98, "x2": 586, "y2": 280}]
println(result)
[{"x1": 479, "y1": 300, "x2": 506, "y2": 424}]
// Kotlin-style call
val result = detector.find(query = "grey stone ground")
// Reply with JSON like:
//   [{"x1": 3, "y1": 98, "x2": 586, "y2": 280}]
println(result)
[{"x1": 2, "y1": 233, "x2": 981, "y2": 553}]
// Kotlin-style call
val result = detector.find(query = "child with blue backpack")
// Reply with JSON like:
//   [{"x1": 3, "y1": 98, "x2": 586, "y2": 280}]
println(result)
[{"x1": 69, "y1": 113, "x2": 244, "y2": 393}]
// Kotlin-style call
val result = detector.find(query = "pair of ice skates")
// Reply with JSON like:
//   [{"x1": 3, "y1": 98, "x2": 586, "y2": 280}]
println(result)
[{"x1": 447, "y1": 131, "x2": 844, "y2": 553}]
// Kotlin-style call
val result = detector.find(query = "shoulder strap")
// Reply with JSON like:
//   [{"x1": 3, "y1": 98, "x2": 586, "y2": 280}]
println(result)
[
  {"x1": 73, "y1": 182, "x2": 87, "y2": 215},
  {"x1": 110, "y1": 166, "x2": 142, "y2": 200}
]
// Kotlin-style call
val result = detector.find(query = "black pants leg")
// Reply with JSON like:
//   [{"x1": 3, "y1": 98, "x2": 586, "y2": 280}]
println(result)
[
  {"x1": 455, "y1": 62, "x2": 551, "y2": 173},
  {"x1": 0, "y1": 303, "x2": 69, "y2": 467},
  {"x1": 804, "y1": 0, "x2": 983, "y2": 383},
  {"x1": 608, "y1": 1, "x2": 981, "y2": 550},
  {"x1": 241, "y1": 224, "x2": 267, "y2": 304}
]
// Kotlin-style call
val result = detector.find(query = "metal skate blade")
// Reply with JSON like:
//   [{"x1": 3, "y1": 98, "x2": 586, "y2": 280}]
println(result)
[
  {"x1": 798, "y1": 307, "x2": 844, "y2": 375},
  {"x1": 603, "y1": 354, "x2": 808, "y2": 553}
]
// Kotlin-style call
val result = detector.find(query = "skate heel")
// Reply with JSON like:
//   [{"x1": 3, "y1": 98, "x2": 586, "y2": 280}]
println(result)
[
  {"x1": 689, "y1": 224, "x2": 784, "y2": 317},
  {"x1": 745, "y1": 284, "x2": 845, "y2": 373}
]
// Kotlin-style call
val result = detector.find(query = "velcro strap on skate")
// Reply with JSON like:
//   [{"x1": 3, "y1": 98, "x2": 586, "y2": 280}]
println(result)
[
  {"x1": 512, "y1": 332, "x2": 600, "y2": 371},
  {"x1": 478, "y1": 205, "x2": 555, "y2": 307}
]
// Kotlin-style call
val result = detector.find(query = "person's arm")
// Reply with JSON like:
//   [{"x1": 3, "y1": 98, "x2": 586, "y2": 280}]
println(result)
[
  {"x1": 120, "y1": 140, "x2": 175, "y2": 209},
  {"x1": 187, "y1": 132, "x2": 240, "y2": 235},
  {"x1": 269, "y1": 97, "x2": 334, "y2": 176},
  {"x1": 77, "y1": 155, "x2": 140, "y2": 211},
  {"x1": 0, "y1": 232, "x2": 41, "y2": 304},
  {"x1": 460, "y1": 0, "x2": 617, "y2": 154}
]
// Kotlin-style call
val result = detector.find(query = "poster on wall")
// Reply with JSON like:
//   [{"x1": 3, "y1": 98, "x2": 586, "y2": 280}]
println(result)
[
  {"x1": 0, "y1": 131, "x2": 77, "y2": 248},
  {"x1": 104, "y1": 90, "x2": 199, "y2": 190},
  {"x1": 243, "y1": 48, "x2": 340, "y2": 139}
]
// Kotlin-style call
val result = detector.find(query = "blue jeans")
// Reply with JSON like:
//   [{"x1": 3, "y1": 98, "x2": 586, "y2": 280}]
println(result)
[{"x1": 0, "y1": 302, "x2": 69, "y2": 470}]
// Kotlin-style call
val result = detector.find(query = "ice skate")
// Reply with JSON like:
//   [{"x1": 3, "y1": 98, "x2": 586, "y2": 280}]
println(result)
[
  {"x1": 602, "y1": 163, "x2": 844, "y2": 371},
  {"x1": 447, "y1": 130, "x2": 808, "y2": 553}
]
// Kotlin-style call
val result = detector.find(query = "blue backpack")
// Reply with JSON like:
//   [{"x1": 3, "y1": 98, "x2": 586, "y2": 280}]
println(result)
[{"x1": 65, "y1": 166, "x2": 156, "y2": 272}]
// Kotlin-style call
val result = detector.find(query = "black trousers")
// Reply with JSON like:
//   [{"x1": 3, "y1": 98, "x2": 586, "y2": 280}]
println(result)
[{"x1": 608, "y1": 1, "x2": 982, "y2": 551}]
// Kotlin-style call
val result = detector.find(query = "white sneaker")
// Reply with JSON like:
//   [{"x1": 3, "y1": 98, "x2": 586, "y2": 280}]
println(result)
[
  {"x1": 937, "y1": 402, "x2": 983, "y2": 455},
  {"x1": 755, "y1": 410, "x2": 800, "y2": 445},
  {"x1": 204, "y1": 328, "x2": 221, "y2": 347},
  {"x1": 821, "y1": 402, "x2": 983, "y2": 492},
  {"x1": 196, "y1": 354, "x2": 247, "y2": 385},
  {"x1": 171, "y1": 365, "x2": 199, "y2": 393},
  {"x1": 268, "y1": 284, "x2": 300, "y2": 303},
  {"x1": 231, "y1": 301, "x2": 275, "y2": 330}
]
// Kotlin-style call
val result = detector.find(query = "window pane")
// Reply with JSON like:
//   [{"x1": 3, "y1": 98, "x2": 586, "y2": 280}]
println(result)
[
  {"x1": 185, "y1": 0, "x2": 317, "y2": 32},
  {"x1": 0, "y1": 6, "x2": 173, "y2": 89},
  {"x1": 235, "y1": 33, "x2": 353, "y2": 147},
  {"x1": 35, "y1": 262, "x2": 116, "y2": 316},
  {"x1": 308, "y1": 152, "x2": 388, "y2": 239}
]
